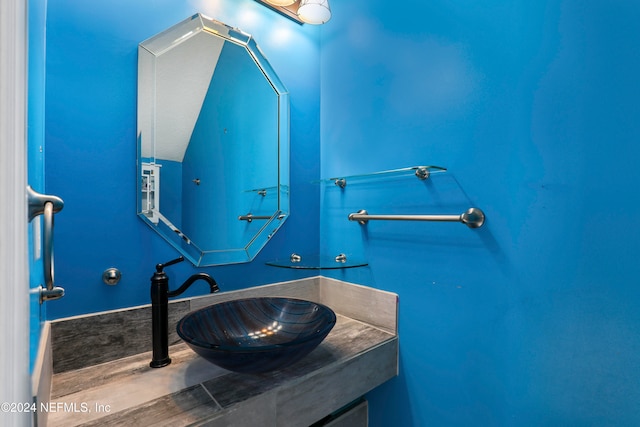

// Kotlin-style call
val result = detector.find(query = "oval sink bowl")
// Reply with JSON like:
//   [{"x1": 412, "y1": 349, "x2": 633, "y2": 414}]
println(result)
[{"x1": 176, "y1": 297, "x2": 336, "y2": 374}]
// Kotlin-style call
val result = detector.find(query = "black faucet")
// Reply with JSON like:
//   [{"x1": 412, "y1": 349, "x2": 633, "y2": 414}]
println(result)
[{"x1": 150, "y1": 256, "x2": 219, "y2": 368}]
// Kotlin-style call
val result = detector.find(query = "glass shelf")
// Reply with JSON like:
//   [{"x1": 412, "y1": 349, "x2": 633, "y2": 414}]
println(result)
[
  {"x1": 318, "y1": 165, "x2": 447, "y2": 188},
  {"x1": 266, "y1": 254, "x2": 368, "y2": 270}
]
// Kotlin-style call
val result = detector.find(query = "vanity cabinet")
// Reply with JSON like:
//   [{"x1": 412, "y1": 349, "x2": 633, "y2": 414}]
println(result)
[
  {"x1": 141, "y1": 162, "x2": 160, "y2": 224},
  {"x1": 316, "y1": 399, "x2": 368, "y2": 426}
]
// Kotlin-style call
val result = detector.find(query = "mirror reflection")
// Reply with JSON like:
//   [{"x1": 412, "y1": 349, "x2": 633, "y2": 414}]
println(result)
[{"x1": 137, "y1": 14, "x2": 290, "y2": 266}]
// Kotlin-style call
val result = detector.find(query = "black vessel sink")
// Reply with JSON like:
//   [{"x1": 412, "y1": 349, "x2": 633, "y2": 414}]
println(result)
[{"x1": 176, "y1": 297, "x2": 336, "y2": 374}]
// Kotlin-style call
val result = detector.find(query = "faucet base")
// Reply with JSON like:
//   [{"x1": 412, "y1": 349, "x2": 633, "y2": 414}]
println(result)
[
  {"x1": 150, "y1": 357, "x2": 171, "y2": 368},
  {"x1": 149, "y1": 258, "x2": 219, "y2": 369}
]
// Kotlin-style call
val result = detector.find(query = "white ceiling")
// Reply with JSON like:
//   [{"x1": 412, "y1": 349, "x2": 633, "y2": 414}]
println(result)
[{"x1": 141, "y1": 30, "x2": 224, "y2": 162}]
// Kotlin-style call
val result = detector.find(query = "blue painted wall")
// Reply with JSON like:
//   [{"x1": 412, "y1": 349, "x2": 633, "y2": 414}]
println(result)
[
  {"x1": 43, "y1": 0, "x2": 321, "y2": 319},
  {"x1": 321, "y1": 0, "x2": 640, "y2": 425}
]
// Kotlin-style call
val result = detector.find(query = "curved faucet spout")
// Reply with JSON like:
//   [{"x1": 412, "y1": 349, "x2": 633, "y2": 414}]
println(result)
[
  {"x1": 149, "y1": 261, "x2": 220, "y2": 368},
  {"x1": 168, "y1": 273, "x2": 219, "y2": 298}
]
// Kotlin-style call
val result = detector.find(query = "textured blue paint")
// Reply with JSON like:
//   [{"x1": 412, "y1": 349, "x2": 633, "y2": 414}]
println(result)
[
  {"x1": 43, "y1": 0, "x2": 321, "y2": 319},
  {"x1": 321, "y1": 0, "x2": 640, "y2": 425}
]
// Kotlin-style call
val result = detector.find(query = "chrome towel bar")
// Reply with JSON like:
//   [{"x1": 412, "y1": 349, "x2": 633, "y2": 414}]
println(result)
[{"x1": 348, "y1": 207, "x2": 486, "y2": 228}]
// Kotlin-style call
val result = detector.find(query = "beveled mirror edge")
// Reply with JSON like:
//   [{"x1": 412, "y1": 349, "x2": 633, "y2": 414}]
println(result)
[{"x1": 136, "y1": 13, "x2": 290, "y2": 266}]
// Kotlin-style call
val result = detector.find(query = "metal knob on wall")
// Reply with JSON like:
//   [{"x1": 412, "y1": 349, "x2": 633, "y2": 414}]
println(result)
[{"x1": 102, "y1": 268, "x2": 122, "y2": 285}]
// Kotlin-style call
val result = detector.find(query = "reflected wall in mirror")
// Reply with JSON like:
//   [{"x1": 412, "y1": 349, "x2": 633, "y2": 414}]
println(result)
[{"x1": 137, "y1": 13, "x2": 290, "y2": 266}]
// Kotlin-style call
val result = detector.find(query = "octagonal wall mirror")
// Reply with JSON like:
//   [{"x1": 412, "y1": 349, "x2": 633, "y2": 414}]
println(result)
[{"x1": 137, "y1": 13, "x2": 290, "y2": 266}]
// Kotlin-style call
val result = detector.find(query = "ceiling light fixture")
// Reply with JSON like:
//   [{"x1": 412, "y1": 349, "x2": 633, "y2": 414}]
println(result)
[
  {"x1": 297, "y1": 0, "x2": 331, "y2": 24},
  {"x1": 255, "y1": 0, "x2": 331, "y2": 25}
]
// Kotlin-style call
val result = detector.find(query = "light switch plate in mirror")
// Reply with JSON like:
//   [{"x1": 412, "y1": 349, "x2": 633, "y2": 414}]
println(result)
[{"x1": 137, "y1": 13, "x2": 290, "y2": 266}]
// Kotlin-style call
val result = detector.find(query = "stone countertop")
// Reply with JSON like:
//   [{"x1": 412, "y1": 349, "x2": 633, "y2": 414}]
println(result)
[{"x1": 48, "y1": 314, "x2": 397, "y2": 427}]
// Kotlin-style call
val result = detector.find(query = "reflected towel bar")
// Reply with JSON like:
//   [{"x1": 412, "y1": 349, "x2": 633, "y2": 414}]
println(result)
[
  {"x1": 348, "y1": 208, "x2": 485, "y2": 229},
  {"x1": 238, "y1": 213, "x2": 272, "y2": 223}
]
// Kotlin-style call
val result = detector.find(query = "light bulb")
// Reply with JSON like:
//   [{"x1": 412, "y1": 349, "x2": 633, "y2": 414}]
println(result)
[
  {"x1": 265, "y1": 0, "x2": 296, "y2": 6},
  {"x1": 298, "y1": 0, "x2": 331, "y2": 25}
]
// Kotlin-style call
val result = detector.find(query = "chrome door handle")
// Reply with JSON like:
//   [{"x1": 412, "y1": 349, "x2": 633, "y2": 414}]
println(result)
[{"x1": 27, "y1": 186, "x2": 65, "y2": 302}]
